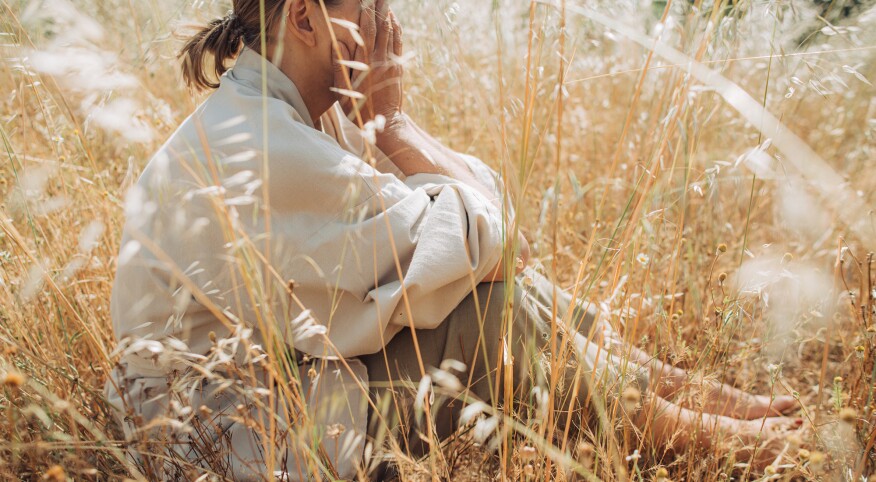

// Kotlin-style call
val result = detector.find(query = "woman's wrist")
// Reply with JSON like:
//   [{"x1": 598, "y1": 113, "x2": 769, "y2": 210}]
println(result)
[
  {"x1": 375, "y1": 113, "x2": 443, "y2": 176},
  {"x1": 374, "y1": 112, "x2": 412, "y2": 149}
]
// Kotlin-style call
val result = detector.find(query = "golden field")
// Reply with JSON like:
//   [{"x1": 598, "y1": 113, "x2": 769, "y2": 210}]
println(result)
[{"x1": 0, "y1": 0, "x2": 875, "y2": 480}]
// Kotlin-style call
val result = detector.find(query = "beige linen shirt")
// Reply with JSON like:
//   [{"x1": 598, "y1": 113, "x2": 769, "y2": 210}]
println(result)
[{"x1": 107, "y1": 48, "x2": 505, "y2": 480}]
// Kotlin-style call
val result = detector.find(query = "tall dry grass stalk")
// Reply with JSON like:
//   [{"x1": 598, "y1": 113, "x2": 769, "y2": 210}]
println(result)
[{"x1": 0, "y1": 0, "x2": 874, "y2": 480}]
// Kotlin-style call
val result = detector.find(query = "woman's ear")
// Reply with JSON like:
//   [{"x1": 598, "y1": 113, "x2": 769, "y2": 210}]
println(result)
[{"x1": 286, "y1": 0, "x2": 318, "y2": 47}]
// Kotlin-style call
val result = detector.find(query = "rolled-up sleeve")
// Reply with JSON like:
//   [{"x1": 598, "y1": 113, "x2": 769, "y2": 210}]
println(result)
[
  {"x1": 287, "y1": 164, "x2": 507, "y2": 357},
  {"x1": 376, "y1": 173, "x2": 505, "y2": 327}
]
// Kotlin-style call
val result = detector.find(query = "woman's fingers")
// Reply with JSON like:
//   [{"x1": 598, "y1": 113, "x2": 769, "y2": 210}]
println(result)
[
  {"x1": 374, "y1": 1, "x2": 392, "y2": 61},
  {"x1": 390, "y1": 10, "x2": 402, "y2": 58},
  {"x1": 359, "y1": 0, "x2": 377, "y2": 60},
  {"x1": 388, "y1": 11, "x2": 402, "y2": 109}
]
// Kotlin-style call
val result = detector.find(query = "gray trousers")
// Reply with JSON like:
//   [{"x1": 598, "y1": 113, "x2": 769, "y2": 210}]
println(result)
[{"x1": 360, "y1": 270, "x2": 649, "y2": 456}]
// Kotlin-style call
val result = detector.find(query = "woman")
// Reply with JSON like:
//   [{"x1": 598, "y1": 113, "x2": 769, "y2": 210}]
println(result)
[{"x1": 105, "y1": 0, "x2": 802, "y2": 480}]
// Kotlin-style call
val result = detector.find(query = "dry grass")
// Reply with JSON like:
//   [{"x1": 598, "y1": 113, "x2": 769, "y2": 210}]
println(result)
[{"x1": 1, "y1": 0, "x2": 875, "y2": 480}]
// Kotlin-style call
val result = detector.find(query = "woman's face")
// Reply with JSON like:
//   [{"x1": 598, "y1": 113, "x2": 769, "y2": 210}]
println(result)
[{"x1": 280, "y1": 0, "x2": 390, "y2": 120}]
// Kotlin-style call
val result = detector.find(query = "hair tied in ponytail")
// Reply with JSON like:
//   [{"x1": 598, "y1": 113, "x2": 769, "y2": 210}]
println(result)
[
  {"x1": 178, "y1": 0, "x2": 290, "y2": 92},
  {"x1": 223, "y1": 11, "x2": 245, "y2": 42},
  {"x1": 178, "y1": 10, "x2": 249, "y2": 91}
]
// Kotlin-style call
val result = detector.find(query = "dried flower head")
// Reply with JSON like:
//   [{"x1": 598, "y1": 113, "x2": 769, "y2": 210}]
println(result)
[
  {"x1": 717, "y1": 243, "x2": 728, "y2": 254},
  {"x1": 2, "y1": 371, "x2": 25, "y2": 389},
  {"x1": 839, "y1": 407, "x2": 857, "y2": 423},
  {"x1": 326, "y1": 423, "x2": 345, "y2": 439},
  {"x1": 797, "y1": 448, "x2": 810, "y2": 460},
  {"x1": 622, "y1": 386, "x2": 641, "y2": 404},
  {"x1": 43, "y1": 465, "x2": 65, "y2": 481},
  {"x1": 576, "y1": 441, "x2": 595, "y2": 465},
  {"x1": 786, "y1": 432, "x2": 803, "y2": 447},
  {"x1": 808, "y1": 451, "x2": 826, "y2": 470},
  {"x1": 718, "y1": 272, "x2": 728, "y2": 283},
  {"x1": 519, "y1": 445, "x2": 537, "y2": 461}
]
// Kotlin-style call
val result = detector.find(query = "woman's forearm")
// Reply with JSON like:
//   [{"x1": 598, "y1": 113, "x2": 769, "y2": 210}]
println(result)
[{"x1": 375, "y1": 115, "x2": 498, "y2": 202}]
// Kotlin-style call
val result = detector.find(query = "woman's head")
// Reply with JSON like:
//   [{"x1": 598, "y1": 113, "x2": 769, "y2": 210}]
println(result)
[{"x1": 180, "y1": 0, "x2": 363, "y2": 117}]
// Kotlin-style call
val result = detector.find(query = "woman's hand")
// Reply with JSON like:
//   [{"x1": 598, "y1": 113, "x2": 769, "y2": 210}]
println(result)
[
  {"x1": 481, "y1": 231, "x2": 531, "y2": 283},
  {"x1": 333, "y1": 0, "x2": 404, "y2": 127}
]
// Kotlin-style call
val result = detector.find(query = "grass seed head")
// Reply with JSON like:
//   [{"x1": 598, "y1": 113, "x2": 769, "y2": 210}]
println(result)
[{"x1": 717, "y1": 243, "x2": 728, "y2": 254}]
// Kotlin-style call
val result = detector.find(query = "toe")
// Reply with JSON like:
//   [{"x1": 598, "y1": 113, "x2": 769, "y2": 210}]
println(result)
[{"x1": 771, "y1": 395, "x2": 800, "y2": 416}]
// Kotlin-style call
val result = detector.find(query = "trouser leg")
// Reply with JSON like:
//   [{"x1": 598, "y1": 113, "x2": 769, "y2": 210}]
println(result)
[
  {"x1": 359, "y1": 273, "x2": 649, "y2": 455},
  {"x1": 360, "y1": 281, "x2": 511, "y2": 456}
]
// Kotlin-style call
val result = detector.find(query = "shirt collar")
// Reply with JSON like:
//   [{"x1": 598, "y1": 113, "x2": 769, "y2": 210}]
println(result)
[{"x1": 228, "y1": 47, "x2": 315, "y2": 128}]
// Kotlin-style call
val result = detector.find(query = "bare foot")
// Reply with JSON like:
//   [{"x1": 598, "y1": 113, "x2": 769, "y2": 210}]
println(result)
[
  {"x1": 619, "y1": 343, "x2": 800, "y2": 419},
  {"x1": 714, "y1": 416, "x2": 804, "y2": 471},
  {"x1": 692, "y1": 381, "x2": 800, "y2": 420},
  {"x1": 641, "y1": 395, "x2": 804, "y2": 474},
  {"x1": 630, "y1": 348, "x2": 800, "y2": 420}
]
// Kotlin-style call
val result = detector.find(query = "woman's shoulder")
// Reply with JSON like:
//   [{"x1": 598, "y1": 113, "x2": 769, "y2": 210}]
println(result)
[{"x1": 151, "y1": 84, "x2": 333, "y2": 174}]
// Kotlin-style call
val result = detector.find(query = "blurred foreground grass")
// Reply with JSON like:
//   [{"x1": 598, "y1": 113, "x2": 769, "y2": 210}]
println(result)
[{"x1": 0, "y1": 0, "x2": 875, "y2": 480}]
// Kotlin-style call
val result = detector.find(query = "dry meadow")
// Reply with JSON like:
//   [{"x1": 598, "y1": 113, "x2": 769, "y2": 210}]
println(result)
[{"x1": 1, "y1": 0, "x2": 875, "y2": 480}]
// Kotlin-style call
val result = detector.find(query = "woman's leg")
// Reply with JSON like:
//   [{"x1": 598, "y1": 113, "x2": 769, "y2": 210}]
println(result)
[
  {"x1": 636, "y1": 392, "x2": 803, "y2": 470},
  {"x1": 360, "y1": 275, "x2": 801, "y2": 473},
  {"x1": 519, "y1": 270, "x2": 804, "y2": 469},
  {"x1": 522, "y1": 268, "x2": 799, "y2": 419},
  {"x1": 621, "y1": 343, "x2": 799, "y2": 419},
  {"x1": 359, "y1": 281, "x2": 514, "y2": 457}
]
